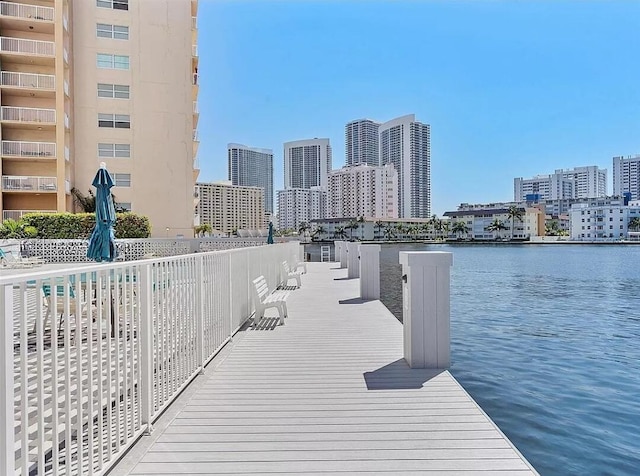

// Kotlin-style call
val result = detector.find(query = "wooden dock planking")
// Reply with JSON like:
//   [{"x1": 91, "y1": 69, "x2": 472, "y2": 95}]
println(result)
[{"x1": 115, "y1": 261, "x2": 537, "y2": 475}]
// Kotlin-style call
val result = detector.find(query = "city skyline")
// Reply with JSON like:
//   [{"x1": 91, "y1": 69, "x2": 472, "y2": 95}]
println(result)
[{"x1": 196, "y1": 0, "x2": 639, "y2": 215}]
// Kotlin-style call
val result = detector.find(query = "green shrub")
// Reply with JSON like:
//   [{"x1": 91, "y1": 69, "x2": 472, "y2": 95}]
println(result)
[{"x1": 21, "y1": 212, "x2": 151, "y2": 239}]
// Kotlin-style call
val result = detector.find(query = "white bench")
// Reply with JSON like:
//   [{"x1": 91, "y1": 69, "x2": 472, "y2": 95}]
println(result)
[
  {"x1": 252, "y1": 275, "x2": 289, "y2": 326},
  {"x1": 280, "y1": 261, "x2": 302, "y2": 288}
]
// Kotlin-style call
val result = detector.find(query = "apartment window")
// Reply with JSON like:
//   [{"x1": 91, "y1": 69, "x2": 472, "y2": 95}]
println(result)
[
  {"x1": 116, "y1": 202, "x2": 132, "y2": 211},
  {"x1": 98, "y1": 113, "x2": 130, "y2": 128},
  {"x1": 97, "y1": 53, "x2": 130, "y2": 70},
  {"x1": 98, "y1": 83, "x2": 130, "y2": 99},
  {"x1": 114, "y1": 173, "x2": 131, "y2": 187},
  {"x1": 98, "y1": 143, "x2": 130, "y2": 158},
  {"x1": 97, "y1": 23, "x2": 129, "y2": 40},
  {"x1": 97, "y1": 0, "x2": 128, "y2": 10}
]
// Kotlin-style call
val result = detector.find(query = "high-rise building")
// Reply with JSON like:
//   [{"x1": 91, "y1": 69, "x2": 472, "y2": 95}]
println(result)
[
  {"x1": 328, "y1": 163, "x2": 397, "y2": 219},
  {"x1": 277, "y1": 187, "x2": 326, "y2": 231},
  {"x1": 379, "y1": 114, "x2": 431, "y2": 218},
  {"x1": 196, "y1": 181, "x2": 265, "y2": 234},
  {"x1": 283, "y1": 138, "x2": 331, "y2": 190},
  {"x1": 613, "y1": 155, "x2": 640, "y2": 200},
  {"x1": 345, "y1": 119, "x2": 379, "y2": 166},
  {"x1": 514, "y1": 166, "x2": 607, "y2": 201},
  {"x1": 0, "y1": 0, "x2": 199, "y2": 237},
  {"x1": 227, "y1": 143, "x2": 273, "y2": 213}
]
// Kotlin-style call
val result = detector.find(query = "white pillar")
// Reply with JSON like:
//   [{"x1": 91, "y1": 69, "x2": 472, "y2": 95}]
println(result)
[
  {"x1": 399, "y1": 251, "x2": 453, "y2": 369},
  {"x1": 346, "y1": 242, "x2": 360, "y2": 279},
  {"x1": 334, "y1": 241, "x2": 343, "y2": 263},
  {"x1": 339, "y1": 241, "x2": 348, "y2": 268},
  {"x1": 0, "y1": 285, "x2": 14, "y2": 475},
  {"x1": 359, "y1": 244, "x2": 381, "y2": 300}
]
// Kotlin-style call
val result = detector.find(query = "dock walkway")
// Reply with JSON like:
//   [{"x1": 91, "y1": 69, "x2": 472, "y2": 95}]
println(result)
[{"x1": 112, "y1": 262, "x2": 537, "y2": 475}]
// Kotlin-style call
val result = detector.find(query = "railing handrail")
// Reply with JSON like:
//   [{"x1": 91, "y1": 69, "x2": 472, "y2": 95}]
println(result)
[
  {"x1": 0, "y1": 36, "x2": 55, "y2": 56},
  {"x1": 0, "y1": 1, "x2": 54, "y2": 21},
  {"x1": 0, "y1": 71, "x2": 55, "y2": 89},
  {"x1": 1, "y1": 105, "x2": 56, "y2": 112}
]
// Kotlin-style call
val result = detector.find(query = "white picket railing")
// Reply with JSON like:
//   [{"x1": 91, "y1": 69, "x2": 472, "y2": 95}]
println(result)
[
  {"x1": 0, "y1": 1, "x2": 54, "y2": 22},
  {"x1": 0, "y1": 37, "x2": 55, "y2": 56},
  {"x1": 1, "y1": 71, "x2": 55, "y2": 90},
  {"x1": 0, "y1": 242, "x2": 300, "y2": 475},
  {"x1": 2, "y1": 175, "x2": 57, "y2": 192},
  {"x1": 1, "y1": 106, "x2": 56, "y2": 124},
  {"x1": 2, "y1": 210, "x2": 55, "y2": 221},
  {"x1": 2, "y1": 140, "x2": 56, "y2": 158}
]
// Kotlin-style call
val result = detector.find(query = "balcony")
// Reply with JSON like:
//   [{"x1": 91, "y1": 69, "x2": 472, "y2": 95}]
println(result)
[
  {"x1": 2, "y1": 175, "x2": 57, "y2": 192},
  {"x1": 0, "y1": 2, "x2": 54, "y2": 22},
  {"x1": 192, "y1": 44, "x2": 198, "y2": 67},
  {"x1": 1, "y1": 106, "x2": 56, "y2": 128},
  {"x1": 192, "y1": 16, "x2": 197, "y2": 43},
  {"x1": 193, "y1": 101, "x2": 199, "y2": 128},
  {"x1": 0, "y1": 37, "x2": 55, "y2": 63},
  {"x1": 193, "y1": 130, "x2": 199, "y2": 156},
  {"x1": 1, "y1": 140, "x2": 56, "y2": 159},
  {"x1": 0, "y1": 71, "x2": 55, "y2": 97},
  {"x1": 2, "y1": 209, "x2": 55, "y2": 221}
]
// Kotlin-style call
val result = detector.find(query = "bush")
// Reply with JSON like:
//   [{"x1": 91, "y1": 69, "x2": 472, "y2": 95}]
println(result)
[{"x1": 21, "y1": 212, "x2": 151, "y2": 239}]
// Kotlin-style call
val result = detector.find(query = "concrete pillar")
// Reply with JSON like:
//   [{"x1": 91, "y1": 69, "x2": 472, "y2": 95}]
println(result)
[
  {"x1": 346, "y1": 242, "x2": 360, "y2": 279},
  {"x1": 399, "y1": 251, "x2": 453, "y2": 369},
  {"x1": 359, "y1": 244, "x2": 381, "y2": 300},
  {"x1": 334, "y1": 241, "x2": 343, "y2": 263},
  {"x1": 339, "y1": 241, "x2": 348, "y2": 268}
]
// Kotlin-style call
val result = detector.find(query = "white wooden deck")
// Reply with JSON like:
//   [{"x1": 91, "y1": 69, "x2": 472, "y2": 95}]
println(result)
[{"x1": 112, "y1": 262, "x2": 537, "y2": 475}]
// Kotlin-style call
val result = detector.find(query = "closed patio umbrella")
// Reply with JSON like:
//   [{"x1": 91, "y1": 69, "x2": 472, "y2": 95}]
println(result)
[
  {"x1": 267, "y1": 221, "x2": 274, "y2": 244},
  {"x1": 87, "y1": 162, "x2": 117, "y2": 262}
]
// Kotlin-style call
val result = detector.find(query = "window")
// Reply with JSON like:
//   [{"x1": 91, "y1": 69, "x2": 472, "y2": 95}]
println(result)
[
  {"x1": 97, "y1": 53, "x2": 129, "y2": 70},
  {"x1": 114, "y1": 173, "x2": 131, "y2": 187},
  {"x1": 98, "y1": 113, "x2": 130, "y2": 128},
  {"x1": 98, "y1": 143, "x2": 130, "y2": 158},
  {"x1": 97, "y1": 0, "x2": 128, "y2": 10},
  {"x1": 97, "y1": 23, "x2": 129, "y2": 40},
  {"x1": 116, "y1": 202, "x2": 131, "y2": 211},
  {"x1": 97, "y1": 83, "x2": 130, "y2": 99}
]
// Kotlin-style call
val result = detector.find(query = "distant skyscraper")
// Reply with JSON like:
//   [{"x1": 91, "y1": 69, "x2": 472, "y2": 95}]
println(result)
[
  {"x1": 345, "y1": 119, "x2": 380, "y2": 166},
  {"x1": 557, "y1": 166, "x2": 607, "y2": 198},
  {"x1": 196, "y1": 181, "x2": 265, "y2": 234},
  {"x1": 277, "y1": 187, "x2": 327, "y2": 231},
  {"x1": 379, "y1": 114, "x2": 431, "y2": 218},
  {"x1": 514, "y1": 166, "x2": 607, "y2": 201},
  {"x1": 613, "y1": 155, "x2": 640, "y2": 200},
  {"x1": 228, "y1": 144, "x2": 274, "y2": 213},
  {"x1": 283, "y1": 139, "x2": 332, "y2": 190},
  {"x1": 328, "y1": 163, "x2": 398, "y2": 219}
]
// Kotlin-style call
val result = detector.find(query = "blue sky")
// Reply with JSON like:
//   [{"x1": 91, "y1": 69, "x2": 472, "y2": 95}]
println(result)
[{"x1": 196, "y1": 0, "x2": 639, "y2": 215}]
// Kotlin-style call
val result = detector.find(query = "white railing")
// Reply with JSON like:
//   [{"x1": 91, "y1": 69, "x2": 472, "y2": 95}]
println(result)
[
  {"x1": 64, "y1": 113, "x2": 69, "y2": 129},
  {"x1": 0, "y1": 71, "x2": 55, "y2": 90},
  {"x1": 63, "y1": 47, "x2": 68, "y2": 64},
  {"x1": 193, "y1": 130, "x2": 198, "y2": 141},
  {"x1": 64, "y1": 146, "x2": 69, "y2": 161},
  {"x1": 2, "y1": 140, "x2": 56, "y2": 158},
  {"x1": 64, "y1": 79, "x2": 69, "y2": 96},
  {"x1": 0, "y1": 37, "x2": 55, "y2": 56},
  {"x1": 63, "y1": 15, "x2": 68, "y2": 31},
  {"x1": 192, "y1": 44, "x2": 198, "y2": 57},
  {"x1": 2, "y1": 209, "x2": 55, "y2": 221},
  {"x1": 0, "y1": 1, "x2": 54, "y2": 22},
  {"x1": 0, "y1": 242, "x2": 298, "y2": 475},
  {"x1": 191, "y1": 16, "x2": 197, "y2": 29},
  {"x1": 193, "y1": 101, "x2": 198, "y2": 113},
  {"x1": 2, "y1": 175, "x2": 57, "y2": 192},
  {"x1": 1, "y1": 106, "x2": 56, "y2": 123}
]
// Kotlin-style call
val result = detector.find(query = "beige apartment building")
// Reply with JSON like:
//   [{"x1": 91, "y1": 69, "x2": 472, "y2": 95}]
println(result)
[
  {"x1": 196, "y1": 181, "x2": 265, "y2": 235},
  {"x1": 0, "y1": 0, "x2": 199, "y2": 237}
]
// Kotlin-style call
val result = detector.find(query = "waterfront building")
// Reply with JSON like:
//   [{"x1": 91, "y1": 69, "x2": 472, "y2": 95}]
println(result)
[
  {"x1": 277, "y1": 186, "x2": 326, "y2": 231},
  {"x1": 378, "y1": 114, "x2": 431, "y2": 218},
  {"x1": 345, "y1": 118, "x2": 380, "y2": 166},
  {"x1": 327, "y1": 163, "x2": 398, "y2": 219},
  {"x1": 228, "y1": 143, "x2": 273, "y2": 213},
  {"x1": 569, "y1": 198, "x2": 640, "y2": 241},
  {"x1": 283, "y1": 138, "x2": 332, "y2": 190},
  {"x1": 444, "y1": 206, "x2": 543, "y2": 240},
  {"x1": 196, "y1": 181, "x2": 265, "y2": 235},
  {"x1": 0, "y1": 0, "x2": 200, "y2": 236},
  {"x1": 613, "y1": 154, "x2": 640, "y2": 200},
  {"x1": 514, "y1": 166, "x2": 607, "y2": 201}
]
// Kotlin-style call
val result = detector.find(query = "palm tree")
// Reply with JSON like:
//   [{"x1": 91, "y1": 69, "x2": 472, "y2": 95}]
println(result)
[
  {"x1": 71, "y1": 187, "x2": 125, "y2": 213},
  {"x1": 407, "y1": 225, "x2": 420, "y2": 241},
  {"x1": 194, "y1": 223, "x2": 212, "y2": 237},
  {"x1": 0, "y1": 218, "x2": 38, "y2": 239},
  {"x1": 442, "y1": 222, "x2": 451, "y2": 240},
  {"x1": 374, "y1": 220, "x2": 384, "y2": 240},
  {"x1": 545, "y1": 220, "x2": 560, "y2": 236},
  {"x1": 383, "y1": 224, "x2": 396, "y2": 241},
  {"x1": 357, "y1": 216, "x2": 366, "y2": 240},
  {"x1": 507, "y1": 206, "x2": 525, "y2": 240},
  {"x1": 451, "y1": 221, "x2": 470, "y2": 239},
  {"x1": 395, "y1": 223, "x2": 406, "y2": 240},
  {"x1": 334, "y1": 226, "x2": 348, "y2": 240},
  {"x1": 346, "y1": 219, "x2": 359, "y2": 241},
  {"x1": 628, "y1": 217, "x2": 640, "y2": 232},
  {"x1": 311, "y1": 225, "x2": 326, "y2": 241},
  {"x1": 298, "y1": 222, "x2": 310, "y2": 240},
  {"x1": 420, "y1": 222, "x2": 432, "y2": 240},
  {"x1": 433, "y1": 218, "x2": 444, "y2": 240},
  {"x1": 486, "y1": 218, "x2": 508, "y2": 240}
]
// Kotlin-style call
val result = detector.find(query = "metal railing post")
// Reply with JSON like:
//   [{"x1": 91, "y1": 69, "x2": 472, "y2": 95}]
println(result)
[
  {"x1": 0, "y1": 284, "x2": 14, "y2": 475},
  {"x1": 195, "y1": 256, "x2": 205, "y2": 373},
  {"x1": 139, "y1": 264, "x2": 154, "y2": 434}
]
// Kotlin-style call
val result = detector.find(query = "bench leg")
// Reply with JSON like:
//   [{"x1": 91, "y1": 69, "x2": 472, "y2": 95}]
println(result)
[{"x1": 295, "y1": 275, "x2": 301, "y2": 288}]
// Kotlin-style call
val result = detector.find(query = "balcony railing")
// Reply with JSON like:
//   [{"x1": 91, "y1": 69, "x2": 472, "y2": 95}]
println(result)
[
  {"x1": 1, "y1": 140, "x2": 56, "y2": 158},
  {"x1": 0, "y1": 1, "x2": 54, "y2": 22},
  {"x1": 192, "y1": 45, "x2": 198, "y2": 57},
  {"x1": 64, "y1": 112, "x2": 69, "y2": 129},
  {"x1": 64, "y1": 145, "x2": 69, "y2": 161},
  {"x1": 2, "y1": 209, "x2": 55, "y2": 221},
  {"x1": 193, "y1": 130, "x2": 199, "y2": 141},
  {"x1": 0, "y1": 36, "x2": 54, "y2": 56},
  {"x1": 0, "y1": 71, "x2": 55, "y2": 90},
  {"x1": 193, "y1": 101, "x2": 198, "y2": 113},
  {"x1": 2, "y1": 175, "x2": 57, "y2": 191},
  {"x1": 1, "y1": 106, "x2": 56, "y2": 123},
  {"x1": 192, "y1": 16, "x2": 197, "y2": 29}
]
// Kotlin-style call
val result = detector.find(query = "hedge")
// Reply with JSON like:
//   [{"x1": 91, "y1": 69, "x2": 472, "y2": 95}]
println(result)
[{"x1": 21, "y1": 212, "x2": 151, "y2": 239}]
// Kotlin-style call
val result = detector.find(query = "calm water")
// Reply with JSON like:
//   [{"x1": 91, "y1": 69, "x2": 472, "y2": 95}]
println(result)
[{"x1": 306, "y1": 243, "x2": 640, "y2": 476}]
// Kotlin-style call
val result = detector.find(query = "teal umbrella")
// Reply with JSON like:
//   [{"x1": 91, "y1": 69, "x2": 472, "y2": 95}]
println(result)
[
  {"x1": 267, "y1": 221, "x2": 274, "y2": 244},
  {"x1": 87, "y1": 163, "x2": 117, "y2": 262}
]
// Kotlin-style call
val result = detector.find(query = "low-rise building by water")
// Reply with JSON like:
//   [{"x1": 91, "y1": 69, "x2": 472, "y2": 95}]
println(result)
[{"x1": 569, "y1": 198, "x2": 640, "y2": 241}]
